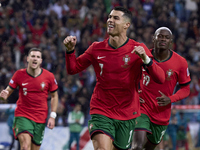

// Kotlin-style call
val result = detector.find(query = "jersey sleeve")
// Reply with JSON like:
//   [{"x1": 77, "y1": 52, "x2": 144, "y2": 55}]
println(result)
[
  {"x1": 8, "y1": 71, "x2": 19, "y2": 89},
  {"x1": 178, "y1": 58, "x2": 191, "y2": 85},
  {"x1": 169, "y1": 58, "x2": 191, "y2": 103},
  {"x1": 49, "y1": 73, "x2": 58, "y2": 92},
  {"x1": 65, "y1": 44, "x2": 94, "y2": 75}
]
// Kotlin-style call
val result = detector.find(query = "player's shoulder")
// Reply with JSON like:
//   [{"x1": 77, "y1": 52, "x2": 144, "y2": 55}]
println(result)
[
  {"x1": 128, "y1": 38, "x2": 141, "y2": 46},
  {"x1": 171, "y1": 50, "x2": 187, "y2": 62},
  {"x1": 15, "y1": 68, "x2": 27, "y2": 75},
  {"x1": 92, "y1": 38, "x2": 108, "y2": 47},
  {"x1": 42, "y1": 68, "x2": 54, "y2": 76}
]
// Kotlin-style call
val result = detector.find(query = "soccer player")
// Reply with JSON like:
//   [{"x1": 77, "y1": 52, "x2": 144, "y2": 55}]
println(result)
[
  {"x1": 63, "y1": 6, "x2": 165, "y2": 150},
  {"x1": 0, "y1": 48, "x2": 58, "y2": 150},
  {"x1": 131, "y1": 27, "x2": 191, "y2": 150}
]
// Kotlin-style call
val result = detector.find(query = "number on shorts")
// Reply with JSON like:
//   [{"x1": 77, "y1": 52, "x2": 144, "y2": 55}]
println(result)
[
  {"x1": 128, "y1": 130, "x2": 133, "y2": 143},
  {"x1": 158, "y1": 130, "x2": 166, "y2": 143}
]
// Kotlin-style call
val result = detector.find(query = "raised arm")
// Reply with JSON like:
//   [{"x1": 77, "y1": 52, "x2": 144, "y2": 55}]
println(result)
[{"x1": 63, "y1": 36, "x2": 92, "y2": 75}]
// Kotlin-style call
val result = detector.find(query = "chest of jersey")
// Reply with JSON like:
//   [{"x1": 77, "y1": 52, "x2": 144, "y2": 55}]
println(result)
[
  {"x1": 92, "y1": 48, "x2": 142, "y2": 88},
  {"x1": 18, "y1": 74, "x2": 50, "y2": 96},
  {"x1": 142, "y1": 59, "x2": 181, "y2": 96}
]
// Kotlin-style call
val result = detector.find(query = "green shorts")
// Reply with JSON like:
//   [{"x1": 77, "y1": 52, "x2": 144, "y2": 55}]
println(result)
[
  {"x1": 13, "y1": 117, "x2": 45, "y2": 145},
  {"x1": 135, "y1": 113, "x2": 167, "y2": 144},
  {"x1": 88, "y1": 114, "x2": 136, "y2": 150}
]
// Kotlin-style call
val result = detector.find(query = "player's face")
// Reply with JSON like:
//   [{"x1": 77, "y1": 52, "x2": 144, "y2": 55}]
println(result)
[
  {"x1": 153, "y1": 29, "x2": 172, "y2": 50},
  {"x1": 27, "y1": 51, "x2": 42, "y2": 69},
  {"x1": 107, "y1": 10, "x2": 127, "y2": 36}
]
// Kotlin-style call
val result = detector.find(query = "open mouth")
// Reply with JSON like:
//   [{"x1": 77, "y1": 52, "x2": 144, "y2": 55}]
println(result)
[
  {"x1": 108, "y1": 24, "x2": 114, "y2": 30},
  {"x1": 33, "y1": 62, "x2": 37, "y2": 65}
]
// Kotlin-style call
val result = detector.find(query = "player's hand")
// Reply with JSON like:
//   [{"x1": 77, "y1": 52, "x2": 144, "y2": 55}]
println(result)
[
  {"x1": 63, "y1": 36, "x2": 77, "y2": 51},
  {"x1": 47, "y1": 117, "x2": 55, "y2": 129},
  {"x1": 0, "y1": 90, "x2": 9, "y2": 100},
  {"x1": 156, "y1": 91, "x2": 171, "y2": 106},
  {"x1": 131, "y1": 46, "x2": 147, "y2": 61}
]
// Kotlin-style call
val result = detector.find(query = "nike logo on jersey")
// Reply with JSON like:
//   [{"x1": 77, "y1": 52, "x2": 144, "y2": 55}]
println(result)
[
  {"x1": 97, "y1": 56, "x2": 106, "y2": 59},
  {"x1": 22, "y1": 83, "x2": 28, "y2": 86}
]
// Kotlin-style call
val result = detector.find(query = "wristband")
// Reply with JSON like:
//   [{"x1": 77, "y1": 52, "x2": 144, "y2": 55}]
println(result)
[
  {"x1": 50, "y1": 112, "x2": 57, "y2": 119},
  {"x1": 142, "y1": 55, "x2": 151, "y2": 64}
]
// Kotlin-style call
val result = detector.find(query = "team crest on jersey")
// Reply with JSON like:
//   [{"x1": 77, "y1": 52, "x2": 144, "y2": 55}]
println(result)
[
  {"x1": 40, "y1": 82, "x2": 46, "y2": 91},
  {"x1": 121, "y1": 55, "x2": 130, "y2": 68},
  {"x1": 166, "y1": 69, "x2": 173, "y2": 80}
]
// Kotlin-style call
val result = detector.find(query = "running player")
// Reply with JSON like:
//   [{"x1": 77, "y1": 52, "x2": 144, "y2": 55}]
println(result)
[
  {"x1": 0, "y1": 48, "x2": 58, "y2": 150},
  {"x1": 131, "y1": 27, "x2": 191, "y2": 150},
  {"x1": 63, "y1": 6, "x2": 165, "y2": 150}
]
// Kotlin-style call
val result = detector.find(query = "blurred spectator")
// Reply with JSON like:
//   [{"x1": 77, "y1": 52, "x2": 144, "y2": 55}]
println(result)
[
  {"x1": 166, "y1": 108, "x2": 179, "y2": 150},
  {"x1": 187, "y1": 74, "x2": 200, "y2": 105},
  {"x1": 176, "y1": 112, "x2": 189, "y2": 149},
  {"x1": 65, "y1": 103, "x2": 84, "y2": 150},
  {"x1": 56, "y1": 95, "x2": 69, "y2": 126}
]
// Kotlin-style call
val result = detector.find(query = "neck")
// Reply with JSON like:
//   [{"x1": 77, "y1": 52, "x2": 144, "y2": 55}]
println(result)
[
  {"x1": 154, "y1": 48, "x2": 170, "y2": 62},
  {"x1": 109, "y1": 35, "x2": 127, "y2": 48},
  {"x1": 27, "y1": 67, "x2": 41, "y2": 77}
]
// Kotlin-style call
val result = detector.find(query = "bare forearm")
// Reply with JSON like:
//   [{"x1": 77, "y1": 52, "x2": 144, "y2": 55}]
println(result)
[{"x1": 50, "y1": 91, "x2": 58, "y2": 112}]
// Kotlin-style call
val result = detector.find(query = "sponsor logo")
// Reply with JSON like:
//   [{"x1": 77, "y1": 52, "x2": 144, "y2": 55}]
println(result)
[
  {"x1": 22, "y1": 83, "x2": 28, "y2": 86},
  {"x1": 97, "y1": 56, "x2": 106, "y2": 59}
]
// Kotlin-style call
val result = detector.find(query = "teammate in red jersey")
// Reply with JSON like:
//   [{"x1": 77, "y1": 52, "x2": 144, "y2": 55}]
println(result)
[
  {"x1": 63, "y1": 6, "x2": 165, "y2": 150},
  {"x1": 131, "y1": 27, "x2": 191, "y2": 150},
  {"x1": 0, "y1": 48, "x2": 58, "y2": 150}
]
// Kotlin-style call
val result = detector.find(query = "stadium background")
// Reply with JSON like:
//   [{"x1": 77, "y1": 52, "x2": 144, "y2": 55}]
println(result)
[{"x1": 0, "y1": 0, "x2": 200, "y2": 149}]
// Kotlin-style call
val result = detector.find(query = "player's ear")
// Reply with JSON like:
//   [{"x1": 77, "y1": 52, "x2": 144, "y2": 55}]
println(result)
[
  {"x1": 152, "y1": 35, "x2": 155, "y2": 43},
  {"x1": 124, "y1": 22, "x2": 130, "y2": 29}
]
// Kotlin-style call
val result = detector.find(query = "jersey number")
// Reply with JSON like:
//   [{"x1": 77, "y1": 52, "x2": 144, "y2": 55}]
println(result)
[
  {"x1": 23, "y1": 88, "x2": 27, "y2": 96},
  {"x1": 143, "y1": 74, "x2": 150, "y2": 86},
  {"x1": 99, "y1": 63, "x2": 103, "y2": 76}
]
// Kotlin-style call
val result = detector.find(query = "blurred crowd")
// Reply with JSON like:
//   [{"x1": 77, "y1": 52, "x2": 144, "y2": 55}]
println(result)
[{"x1": 0, "y1": 0, "x2": 200, "y2": 127}]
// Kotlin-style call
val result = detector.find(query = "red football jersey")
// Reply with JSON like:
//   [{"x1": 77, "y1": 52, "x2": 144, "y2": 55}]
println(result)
[
  {"x1": 66, "y1": 38, "x2": 164, "y2": 120},
  {"x1": 140, "y1": 49, "x2": 191, "y2": 125},
  {"x1": 9, "y1": 69, "x2": 58, "y2": 123}
]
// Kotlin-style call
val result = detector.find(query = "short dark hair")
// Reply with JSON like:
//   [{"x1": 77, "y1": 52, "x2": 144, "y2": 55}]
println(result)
[
  {"x1": 28, "y1": 48, "x2": 42, "y2": 56},
  {"x1": 113, "y1": 6, "x2": 132, "y2": 22}
]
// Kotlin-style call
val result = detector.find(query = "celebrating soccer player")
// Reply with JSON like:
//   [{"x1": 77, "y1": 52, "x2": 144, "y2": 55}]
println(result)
[
  {"x1": 63, "y1": 6, "x2": 165, "y2": 150},
  {"x1": 0, "y1": 48, "x2": 58, "y2": 150},
  {"x1": 131, "y1": 27, "x2": 191, "y2": 150}
]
